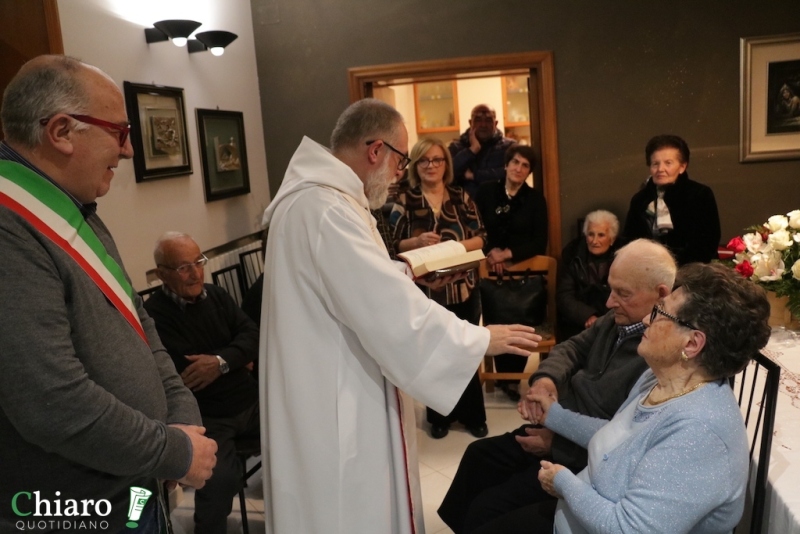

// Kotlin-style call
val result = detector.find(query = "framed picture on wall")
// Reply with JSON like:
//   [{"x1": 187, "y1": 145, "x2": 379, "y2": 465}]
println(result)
[
  {"x1": 195, "y1": 109, "x2": 250, "y2": 202},
  {"x1": 123, "y1": 82, "x2": 192, "y2": 181},
  {"x1": 740, "y1": 32, "x2": 800, "y2": 162}
]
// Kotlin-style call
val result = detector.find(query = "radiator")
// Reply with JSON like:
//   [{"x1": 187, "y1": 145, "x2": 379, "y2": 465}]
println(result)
[{"x1": 204, "y1": 241, "x2": 262, "y2": 284}]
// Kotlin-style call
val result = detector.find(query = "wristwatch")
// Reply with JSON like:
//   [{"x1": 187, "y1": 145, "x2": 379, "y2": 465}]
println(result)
[{"x1": 215, "y1": 355, "x2": 230, "y2": 374}]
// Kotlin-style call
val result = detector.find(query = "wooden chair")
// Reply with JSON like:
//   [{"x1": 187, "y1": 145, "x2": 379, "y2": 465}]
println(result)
[
  {"x1": 479, "y1": 255, "x2": 557, "y2": 391},
  {"x1": 211, "y1": 264, "x2": 245, "y2": 306},
  {"x1": 239, "y1": 248, "x2": 264, "y2": 292},
  {"x1": 734, "y1": 351, "x2": 781, "y2": 534}
]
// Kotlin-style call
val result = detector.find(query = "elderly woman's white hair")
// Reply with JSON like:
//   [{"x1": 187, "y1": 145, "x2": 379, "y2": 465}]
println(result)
[{"x1": 582, "y1": 210, "x2": 619, "y2": 239}]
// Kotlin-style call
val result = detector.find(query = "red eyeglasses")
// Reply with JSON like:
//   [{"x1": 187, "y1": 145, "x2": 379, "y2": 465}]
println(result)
[{"x1": 39, "y1": 114, "x2": 131, "y2": 147}]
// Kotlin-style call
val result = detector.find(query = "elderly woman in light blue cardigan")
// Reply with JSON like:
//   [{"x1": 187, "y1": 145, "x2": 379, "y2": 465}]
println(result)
[{"x1": 526, "y1": 262, "x2": 771, "y2": 534}]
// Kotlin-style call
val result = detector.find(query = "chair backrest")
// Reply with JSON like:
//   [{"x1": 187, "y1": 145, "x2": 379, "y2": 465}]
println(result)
[
  {"x1": 211, "y1": 264, "x2": 245, "y2": 306},
  {"x1": 734, "y1": 350, "x2": 781, "y2": 534},
  {"x1": 239, "y1": 248, "x2": 264, "y2": 292},
  {"x1": 137, "y1": 285, "x2": 161, "y2": 302},
  {"x1": 479, "y1": 255, "x2": 557, "y2": 330}
]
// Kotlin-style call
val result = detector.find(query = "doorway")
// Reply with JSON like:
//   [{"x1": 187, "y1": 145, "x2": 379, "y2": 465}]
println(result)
[{"x1": 348, "y1": 52, "x2": 562, "y2": 256}]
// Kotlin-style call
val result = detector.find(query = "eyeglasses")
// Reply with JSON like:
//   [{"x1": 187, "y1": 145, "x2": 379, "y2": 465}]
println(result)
[
  {"x1": 416, "y1": 157, "x2": 446, "y2": 169},
  {"x1": 159, "y1": 255, "x2": 209, "y2": 276},
  {"x1": 39, "y1": 114, "x2": 131, "y2": 147},
  {"x1": 649, "y1": 304, "x2": 699, "y2": 331},
  {"x1": 366, "y1": 139, "x2": 411, "y2": 170}
]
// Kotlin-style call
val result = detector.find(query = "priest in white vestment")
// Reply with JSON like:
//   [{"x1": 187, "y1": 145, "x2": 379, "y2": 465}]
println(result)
[{"x1": 259, "y1": 99, "x2": 540, "y2": 534}]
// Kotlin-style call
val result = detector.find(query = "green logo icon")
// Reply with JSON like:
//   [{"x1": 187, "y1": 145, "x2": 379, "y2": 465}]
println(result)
[{"x1": 126, "y1": 487, "x2": 152, "y2": 529}]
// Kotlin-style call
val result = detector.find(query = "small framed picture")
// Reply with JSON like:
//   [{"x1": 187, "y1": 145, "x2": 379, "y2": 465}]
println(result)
[
  {"x1": 123, "y1": 82, "x2": 192, "y2": 181},
  {"x1": 196, "y1": 109, "x2": 251, "y2": 202},
  {"x1": 740, "y1": 33, "x2": 800, "y2": 162}
]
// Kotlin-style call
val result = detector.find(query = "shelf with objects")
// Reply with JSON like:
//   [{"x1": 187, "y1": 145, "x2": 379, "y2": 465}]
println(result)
[
  {"x1": 502, "y1": 74, "x2": 531, "y2": 146},
  {"x1": 414, "y1": 81, "x2": 460, "y2": 146}
]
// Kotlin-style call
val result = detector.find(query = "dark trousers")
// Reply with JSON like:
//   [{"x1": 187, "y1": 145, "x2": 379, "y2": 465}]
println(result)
[
  {"x1": 427, "y1": 290, "x2": 486, "y2": 427},
  {"x1": 194, "y1": 401, "x2": 260, "y2": 534},
  {"x1": 494, "y1": 354, "x2": 528, "y2": 387},
  {"x1": 437, "y1": 425, "x2": 555, "y2": 534}
]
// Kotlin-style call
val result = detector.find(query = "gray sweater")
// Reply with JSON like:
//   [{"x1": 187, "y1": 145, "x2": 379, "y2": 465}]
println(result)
[
  {"x1": 548, "y1": 371, "x2": 748, "y2": 533},
  {"x1": 0, "y1": 176, "x2": 200, "y2": 531},
  {"x1": 530, "y1": 312, "x2": 648, "y2": 470}
]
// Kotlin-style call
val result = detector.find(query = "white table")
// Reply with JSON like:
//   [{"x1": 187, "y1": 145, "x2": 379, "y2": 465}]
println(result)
[{"x1": 754, "y1": 330, "x2": 800, "y2": 533}]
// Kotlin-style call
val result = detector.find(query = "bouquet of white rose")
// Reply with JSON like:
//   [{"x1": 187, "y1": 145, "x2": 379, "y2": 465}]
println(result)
[{"x1": 726, "y1": 209, "x2": 800, "y2": 319}]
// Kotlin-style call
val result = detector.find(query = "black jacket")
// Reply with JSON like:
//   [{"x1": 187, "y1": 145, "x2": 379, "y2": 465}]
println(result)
[
  {"x1": 622, "y1": 172, "x2": 720, "y2": 265},
  {"x1": 557, "y1": 236, "x2": 620, "y2": 339},
  {"x1": 475, "y1": 179, "x2": 548, "y2": 261}
]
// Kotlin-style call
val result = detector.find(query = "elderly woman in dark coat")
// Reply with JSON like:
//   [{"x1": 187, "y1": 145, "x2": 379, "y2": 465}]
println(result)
[
  {"x1": 557, "y1": 210, "x2": 623, "y2": 340},
  {"x1": 623, "y1": 135, "x2": 720, "y2": 265}
]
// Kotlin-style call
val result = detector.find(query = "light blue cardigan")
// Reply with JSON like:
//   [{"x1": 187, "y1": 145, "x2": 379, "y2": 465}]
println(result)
[{"x1": 546, "y1": 369, "x2": 749, "y2": 534}]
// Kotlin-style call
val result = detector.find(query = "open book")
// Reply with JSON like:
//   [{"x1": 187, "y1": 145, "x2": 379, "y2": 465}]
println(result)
[{"x1": 397, "y1": 241, "x2": 485, "y2": 280}]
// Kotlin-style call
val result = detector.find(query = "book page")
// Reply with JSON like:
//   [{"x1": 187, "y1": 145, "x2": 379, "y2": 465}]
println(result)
[{"x1": 398, "y1": 241, "x2": 466, "y2": 270}]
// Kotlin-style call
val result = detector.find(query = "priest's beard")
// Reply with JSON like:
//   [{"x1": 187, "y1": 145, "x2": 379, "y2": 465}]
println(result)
[{"x1": 364, "y1": 159, "x2": 394, "y2": 210}]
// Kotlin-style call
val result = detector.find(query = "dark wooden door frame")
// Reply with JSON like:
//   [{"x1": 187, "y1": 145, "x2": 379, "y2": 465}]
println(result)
[{"x1": 348, "y1": 52, "x2": 562, "y2": 257}]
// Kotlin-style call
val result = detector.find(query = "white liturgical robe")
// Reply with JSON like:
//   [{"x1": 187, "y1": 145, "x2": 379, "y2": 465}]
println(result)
[{"x1": 259, "y1": 137, "x2": 489, "y2": 534}]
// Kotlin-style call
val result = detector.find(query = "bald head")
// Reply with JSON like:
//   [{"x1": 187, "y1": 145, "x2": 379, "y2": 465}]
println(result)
[
  {"x1": 1, "y1": 55, "x2": 102, "y2": 148},
  {"x1": 614, "y1": 239, "x2": 677, "y2": 291},
  {"x1": 469, "y1": 103, "x2": 497, "y2": 142}
]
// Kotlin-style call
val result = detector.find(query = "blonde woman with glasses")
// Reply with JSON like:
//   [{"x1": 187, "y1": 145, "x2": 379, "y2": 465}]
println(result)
[{"x1": 391, "y1": 136, "x2": 488, "y2": 440}]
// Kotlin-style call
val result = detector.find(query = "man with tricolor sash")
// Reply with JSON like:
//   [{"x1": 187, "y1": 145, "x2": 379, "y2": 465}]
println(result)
[{"x1": 0, "y1": 55, "x2": 217, "y2": 532}]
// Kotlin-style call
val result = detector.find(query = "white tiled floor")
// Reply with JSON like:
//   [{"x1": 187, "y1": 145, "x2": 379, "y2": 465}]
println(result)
[{"x1": 170, "y1": 385, "x2": 524, "y2": 534}]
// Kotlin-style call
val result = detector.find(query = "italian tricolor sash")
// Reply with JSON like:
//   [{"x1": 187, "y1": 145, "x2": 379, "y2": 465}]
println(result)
[{"x1": 0, "y1": 160, "x2": 147, "y2": 345}]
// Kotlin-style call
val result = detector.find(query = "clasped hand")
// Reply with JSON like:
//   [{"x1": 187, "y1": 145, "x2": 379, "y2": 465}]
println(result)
[{"x1": 181, "y1": 354, "x2": 222, "y2": 392}]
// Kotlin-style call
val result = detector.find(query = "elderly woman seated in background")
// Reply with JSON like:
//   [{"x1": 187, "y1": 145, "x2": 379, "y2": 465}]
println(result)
[
  {"x1": 557, "y1": 210, "x2": 622, "y2": 340},
  {"x1": 392, "y1": 136, "x2": 489, "y2": 440},
  {"x1": 523, "y1": 262, "x2": 770, "y2": 534},
  {"x1": 623, "y1": 135, "x2": 720, "y2": 265}
]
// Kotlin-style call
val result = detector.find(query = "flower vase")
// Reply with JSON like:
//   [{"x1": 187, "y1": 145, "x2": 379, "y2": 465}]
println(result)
[{"x1": 767, "y1": 291, "x2": 800, "y2": 330}]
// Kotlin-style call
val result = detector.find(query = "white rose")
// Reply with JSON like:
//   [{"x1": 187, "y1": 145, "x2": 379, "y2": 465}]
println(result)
[
  {"x1": 743, "y1": 232, "x2": 763, "y2": 253},
  {"x1": 752, "y1": 250, "x2": 785, "y2": 281},
  {"x1": 787, "y1": 210, "x2": 800, "y2": 230},
  {"x1": 767, "y1": 215, "x2": 789, "y2": 233},
  {"x1": 792, "y1": 259, "x2": 800, "y2": 281},
  {"x1": 768, "y1": 229, "x2": 793, "y2": 251}
]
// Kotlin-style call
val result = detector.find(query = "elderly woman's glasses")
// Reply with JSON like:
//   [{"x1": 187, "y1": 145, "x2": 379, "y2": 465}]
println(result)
[
  {"x1": 365, "y1": 139, "x2": 411, "y2": 171},
  {"x1": 416, "y1": 157, "x2": 445, "y2": 169},
  {"x1": 39, "y1": 114, "x2": 131, "y2": 147},
  {"x1": 159, "y1": 255, "x2": 209, "y2": 276},
  {"x1": 650, "y1": 304, "x2": 699, "y2": 330}
]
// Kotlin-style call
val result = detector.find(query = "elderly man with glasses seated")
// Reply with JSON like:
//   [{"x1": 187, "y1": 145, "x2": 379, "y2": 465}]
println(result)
[{"x1": 145, "y1": 231, "x2": 260, "y2": 534}]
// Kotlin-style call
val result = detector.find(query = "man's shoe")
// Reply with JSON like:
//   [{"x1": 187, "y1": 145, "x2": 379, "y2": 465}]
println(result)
[
  {"x1": 467, "y1": 423, "x2": 488, "y2": 438},
  {"x1": 430, "y1": 424, "x2": 449, "y2": 439}
]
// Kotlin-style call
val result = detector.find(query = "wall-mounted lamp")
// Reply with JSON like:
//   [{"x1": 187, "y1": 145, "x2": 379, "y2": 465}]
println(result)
[
  {"x1": 144, "y1": 20, "x2": 202, "y2": 48},
  {"x1": 188, "y1": 31, "x2": 238, "y2": 56}
]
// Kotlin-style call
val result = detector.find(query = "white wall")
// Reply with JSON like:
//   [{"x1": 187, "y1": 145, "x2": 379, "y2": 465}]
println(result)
[{"x1": 57, "y1": 0, "x2": 270, "y2": 289}]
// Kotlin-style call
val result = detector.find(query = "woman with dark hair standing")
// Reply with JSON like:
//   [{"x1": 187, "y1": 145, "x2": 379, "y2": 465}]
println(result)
[
  {"x1": 475, "y1": 144, "x2": 548, "y2": 401},
  {"x1": 622, "y1": 135, "x2": 720, "y2": 265}
]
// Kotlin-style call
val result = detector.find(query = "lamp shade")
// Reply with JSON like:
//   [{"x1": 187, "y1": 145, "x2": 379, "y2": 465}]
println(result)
[
  {"x1": 195, "y1": 31, "x2": 238, "y2": 50},
  {"x1": 150, "y1": 20, "x2": 202, "y2": 45}
]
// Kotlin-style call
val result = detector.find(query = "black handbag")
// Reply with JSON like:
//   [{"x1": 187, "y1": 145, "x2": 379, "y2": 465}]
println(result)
[{"x1": 480, "y1": 270, "x2": 547, "y2": 327}]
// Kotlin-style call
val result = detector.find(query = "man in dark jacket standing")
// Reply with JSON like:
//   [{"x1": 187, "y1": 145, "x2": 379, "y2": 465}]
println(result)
[
  {"x1": 438, "y1": 239, "x2": 676, "y2": 533},
  {"x1": 449, "y1": 104, "x2": 515, "y2": 200}
]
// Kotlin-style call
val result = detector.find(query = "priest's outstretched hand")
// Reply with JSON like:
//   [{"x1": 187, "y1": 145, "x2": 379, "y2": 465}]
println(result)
[{"x1": 484, "y1": 324, "x2": 540, "y2": 357}]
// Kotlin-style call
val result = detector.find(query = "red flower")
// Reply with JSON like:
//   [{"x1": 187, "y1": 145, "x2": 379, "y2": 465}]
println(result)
[
  {"x1": 726, "y1": 236, "x2": 746, "y2": 253},
  {"x1": 735, "y1": 261, "x2": 754, "y2": 278}
]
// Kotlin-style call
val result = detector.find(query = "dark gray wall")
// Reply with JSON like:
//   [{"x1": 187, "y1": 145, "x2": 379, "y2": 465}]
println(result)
[{"x1": 250, "y1": 0, "x2": 800, "y2": 244}]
